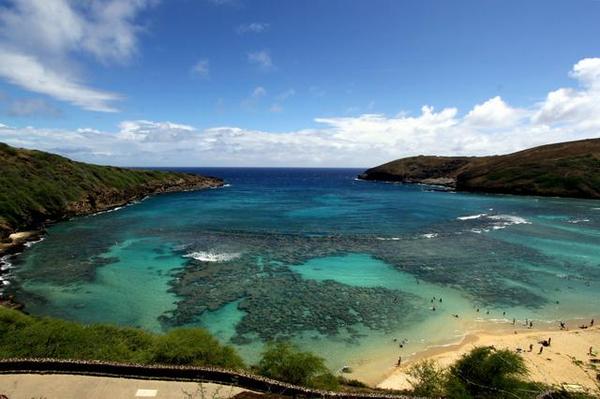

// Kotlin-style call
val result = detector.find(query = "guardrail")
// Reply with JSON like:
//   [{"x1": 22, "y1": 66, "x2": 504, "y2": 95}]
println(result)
[{"x1": 0, "y1": 359, "x2": 422, "y2": 399}]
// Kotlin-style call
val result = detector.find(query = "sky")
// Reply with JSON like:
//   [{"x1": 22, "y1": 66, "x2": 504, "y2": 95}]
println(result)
[{"x1": 0, "y1": 0, "x2": 600, "y2": 167}]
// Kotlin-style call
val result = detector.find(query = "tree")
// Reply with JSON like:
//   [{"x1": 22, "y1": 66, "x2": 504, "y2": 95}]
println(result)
[
  {"x1": 407, "y1": 359, "x2": 447, "y2": 398},
  {"x1": 255, "y1": 341, "x2": 339, "y2": 390},
  {"x1": 446, "y1": 346, "x2": 528, "y2": 399}
]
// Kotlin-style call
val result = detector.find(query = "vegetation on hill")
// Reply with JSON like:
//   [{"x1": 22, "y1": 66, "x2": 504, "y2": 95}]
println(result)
[
  {"x1": 0, "y1": 142, "x2": 223, "y2": 240},
  {"x1": 359, "y1": 138, "x2": 600, "y2": 199},
  {"x1": 0, "y1": 306, "x2": 243, "y2": 369},
  {"x1": 0, "y1": 307, "x2": 343, "y2": 391},
  {"x1": 255, "y1": 341, "x2": 339, "y2": 390}
]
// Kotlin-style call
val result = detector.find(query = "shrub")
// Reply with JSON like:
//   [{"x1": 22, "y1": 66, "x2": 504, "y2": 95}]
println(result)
[
  {"x1": 150, "y1": 328, "x2": 244, "y2": 369},
  {"x1": 0, "y1": 307, "x2": 241, "y2": 369},
  {"x1": 255, "y1": 341, "x2": 339, "y2": 390},
  {"x1": 446, "y1": 346, "x2": 528, "y2": 399},
  {"x1": 407, "y1": 359, "x2": 447, "y2": 398}
]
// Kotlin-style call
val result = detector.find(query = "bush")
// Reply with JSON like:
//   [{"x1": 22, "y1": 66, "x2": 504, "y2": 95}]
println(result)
[
  {"x1": 407, "y1": 359, "x2": 447, "y2": 398},
  {"x1": 0, "y1": 307, "x2": 241, "y2": 369},
  {"x1": 446, "y1": 346, "x2": 529, "y2": 399},
  {"x1": 255, "y1": 341, "x2": 339, "y2": 390},
  {"x1": 150, "y1": 328, "x2": 244, "y2": 369}
]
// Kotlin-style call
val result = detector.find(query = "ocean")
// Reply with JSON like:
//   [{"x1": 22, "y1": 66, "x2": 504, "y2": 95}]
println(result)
[{"x1": 4, "y1": 168, "x2": 600, "y2": 383}]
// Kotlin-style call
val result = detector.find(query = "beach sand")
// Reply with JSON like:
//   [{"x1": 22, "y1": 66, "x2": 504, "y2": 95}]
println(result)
[{"x1": 377, "y1": 323, "x2": 600, "y2": 394}]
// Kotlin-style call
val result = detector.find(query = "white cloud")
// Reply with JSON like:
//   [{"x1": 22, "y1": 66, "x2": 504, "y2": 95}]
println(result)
[
  {"x1": 464, "y1": 96, "x2": 524, "y2": 128},
  {"x1": 191, "y1": 59, "x2": 210, "y2": 78},
  {"x1": 0, "y1": 0, "x2": 153, "y2": 112},
  {"x1": 247, "y1": 50, "x2": 274, "y2": 70},
  {"x1": 570, "y1": 58, "x2": 600, "y2": 90},
  {"x1": 0, "y1": 47, "x2": 121, "y2": 112},
  {"x1": 533, "y1": 58, "x2": 600, "y2": 130},
  {"x1": 236, "y1": 22, "x2": 269, "y2": 34},
  {"x1": 1, "y1": 58, "x2": 599, "y2": 167}
]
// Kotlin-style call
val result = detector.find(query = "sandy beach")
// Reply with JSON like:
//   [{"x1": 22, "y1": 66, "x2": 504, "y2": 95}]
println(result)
[{"x1": 377, "y1": 322, "x2": 600, "y2": 394}]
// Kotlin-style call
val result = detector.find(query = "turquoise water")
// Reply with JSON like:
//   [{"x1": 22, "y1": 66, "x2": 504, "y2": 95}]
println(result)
[{"x1": 4, "y1": 168, "x2": 600, "y2": 383}]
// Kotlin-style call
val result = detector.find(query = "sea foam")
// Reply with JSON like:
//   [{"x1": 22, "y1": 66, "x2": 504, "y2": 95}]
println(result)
[
  {"x1": 183, "y1": 251, "x2": 240, "y2": 262},
  {"x1": 457, "y1": 213, "x2": 487, "y2": 220}
]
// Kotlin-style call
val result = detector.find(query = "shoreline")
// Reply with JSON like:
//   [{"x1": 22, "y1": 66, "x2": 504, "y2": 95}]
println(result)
[
  {"x1": 375, "y1": 321, "x2": 600, "y2": 394},
  {"x1": 0, "y1": 183, "x2": 226, "y2": 308}
]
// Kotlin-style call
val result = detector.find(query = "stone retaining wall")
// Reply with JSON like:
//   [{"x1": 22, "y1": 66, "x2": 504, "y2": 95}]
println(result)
[{"x1": 0, "y1": 359, "x2": 421, "y2": 399}]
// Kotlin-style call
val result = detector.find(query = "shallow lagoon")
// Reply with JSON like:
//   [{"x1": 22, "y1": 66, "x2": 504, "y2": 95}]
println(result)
[{"x1": 5, "y1": 168, "x2": 600, "y2": 383}]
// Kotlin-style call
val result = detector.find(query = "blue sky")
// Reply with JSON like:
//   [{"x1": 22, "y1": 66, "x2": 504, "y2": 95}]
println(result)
[{"x1": 0, "y1": 0, "x2": 599, "y2": 166}]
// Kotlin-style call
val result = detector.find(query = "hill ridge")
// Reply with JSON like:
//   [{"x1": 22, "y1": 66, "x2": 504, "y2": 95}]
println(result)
[{"x1": 359, "y1": 138, "x2": 600, "y2": 199}]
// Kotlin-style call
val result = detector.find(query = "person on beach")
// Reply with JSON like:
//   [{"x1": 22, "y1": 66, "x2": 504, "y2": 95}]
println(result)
[
  {"x1": 529, "y1": 321, "x2": 533, "y2": 329},
  {"x1": 512, "y1": 318, "x2": 516, "y2": 325},
  {"x1": 529, "y1": 344, "x2": 533, "y2": 352},
  {"x1": 397, "y1": 356, "x2": 402, "y2": 367},
  {"x1": 548, "y1": 337, "x2": 551, "y2": 346},
  {"x1": 560, "y1": 321, "x2": 566, "y2": 330},
  {"x1": 591, "y1": 319, "x2": 594, "y2": 326},
  {"x1": 538, "y1": 346, "x2": 544, "y2": 354},
  {"x1": 589, "y1": 346, "x2": 594, "y2": 356}
]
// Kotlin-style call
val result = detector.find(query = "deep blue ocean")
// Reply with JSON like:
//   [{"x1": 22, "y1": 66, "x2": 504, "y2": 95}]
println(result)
[{"x1": 4, "y1": 168, "x2": 600, "y2": 382}]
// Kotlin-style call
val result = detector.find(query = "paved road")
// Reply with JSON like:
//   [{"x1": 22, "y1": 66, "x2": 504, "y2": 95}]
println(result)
[{"x1": 0, "y1": 374, "x2": 252, "y2": 399}]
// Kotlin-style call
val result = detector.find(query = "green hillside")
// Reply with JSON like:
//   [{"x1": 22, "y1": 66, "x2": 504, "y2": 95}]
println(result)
[
  {"x1": 0, "y1": 143, "x2": 222, "y2": 239},
  {"x1": 359, "y1": 138, "x2": 600, "y2": 199}
]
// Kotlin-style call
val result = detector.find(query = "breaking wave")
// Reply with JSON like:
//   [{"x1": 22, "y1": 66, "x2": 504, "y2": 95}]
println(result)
[{"x1": 183, "y1": 251, "x2": 241, "y2": 262}]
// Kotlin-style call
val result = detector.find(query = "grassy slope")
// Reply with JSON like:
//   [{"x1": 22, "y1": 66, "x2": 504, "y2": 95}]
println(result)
[
  {"x1": 0, "y1": 306, "x2": 244, "y2": 369},
  {"x1": 360, "y1": 138, "x2": 600, "y2": 199},
  {"x1": 0, "y1": 143, "x2": 222, "y2": 239}
]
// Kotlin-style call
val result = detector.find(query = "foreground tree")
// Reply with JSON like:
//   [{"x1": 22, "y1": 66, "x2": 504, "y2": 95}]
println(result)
[
  {"x1": 445, "y1": 346, "x2": 529, "y2": 399},
  {"x1": 255, "y1": 341, "x2": 339, "y2": 390},
  {"x1": 407, "y1": 359, "x2": 447, "y2": 398}
]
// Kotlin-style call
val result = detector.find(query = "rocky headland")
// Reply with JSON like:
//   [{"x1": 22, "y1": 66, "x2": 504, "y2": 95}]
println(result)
[
  {"x1": 0, "y1": 142, "x2": 223, "y2": 254},
  {"x1": 359, "y1": 138, "x2": 600, "y2": 199}
]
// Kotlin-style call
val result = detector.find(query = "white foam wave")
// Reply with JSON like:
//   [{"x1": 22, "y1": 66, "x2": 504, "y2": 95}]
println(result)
[
  {"x1": 0, "y1": 255, "x2": 12, "y2": 271},
  {"x1": 488, "y1": 214, "x2": 530, "y2": 225},
  {"x1": 24, "y1": 236, "x2": 45, "y2": 248},
  {"x1": 487, "y1": 214, "x2": 531, "y2": 230},
  {"x1": 460, "y1": 213, "x2": 531, "y2": 233},
  {"x1": 422, "y1": 233, "x2": 438, "y2": 239},
  {"x1": 567, "y1": 218, "x2": 590, "y2": 224},
  {"x1": 183, "y1": 251, "x2": 240, "y2": 262},
  {"x1": 376, "y1": 237, "x2": 401, "y2": 241},
  {"x1": 457, "y1": 213, "x2": 487, "y2": 220}
]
